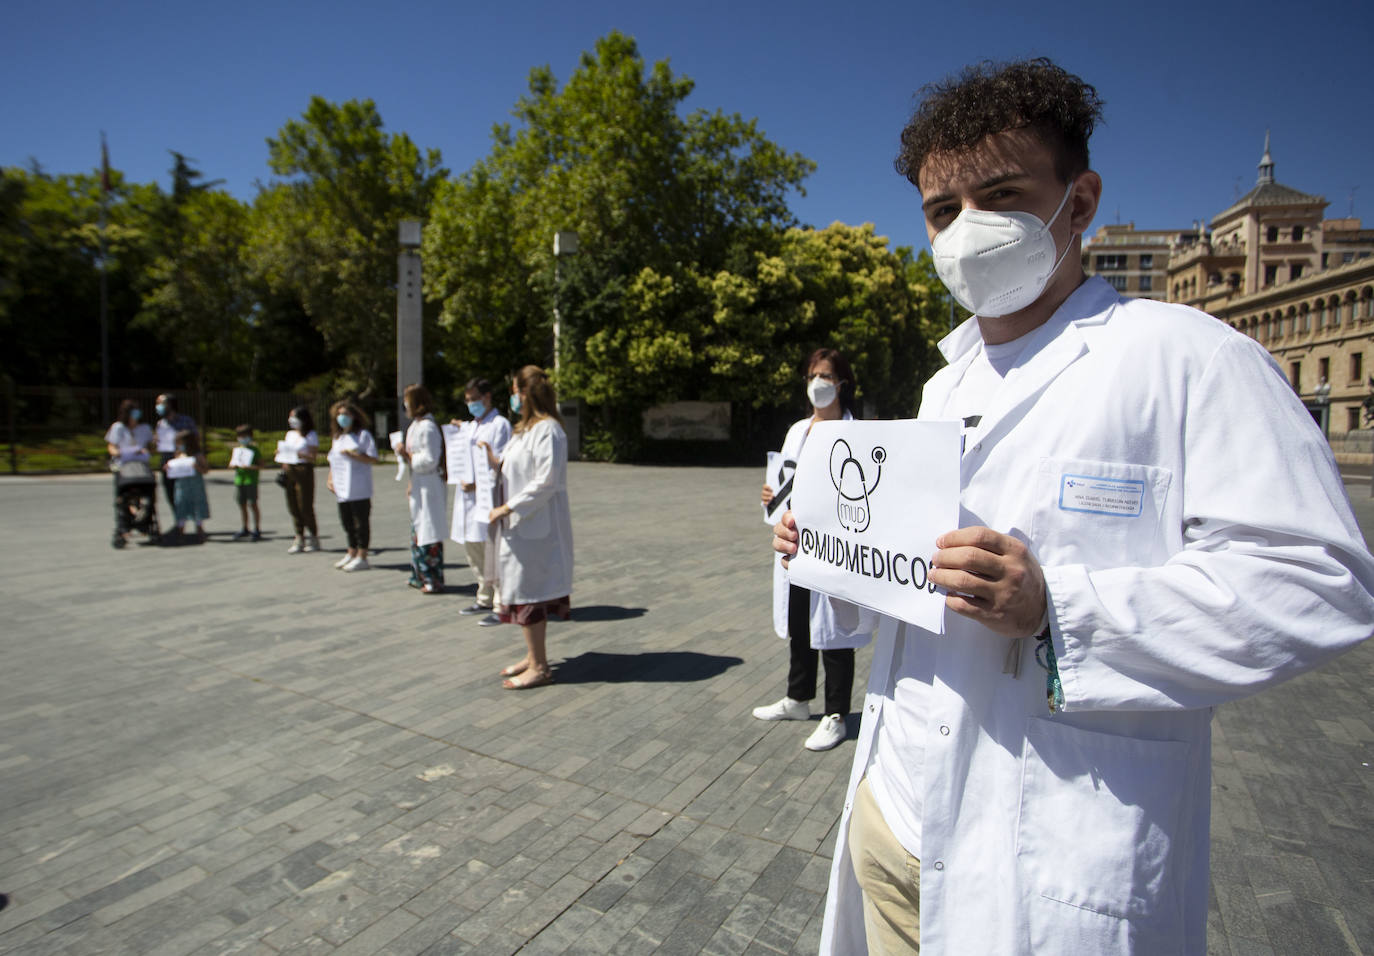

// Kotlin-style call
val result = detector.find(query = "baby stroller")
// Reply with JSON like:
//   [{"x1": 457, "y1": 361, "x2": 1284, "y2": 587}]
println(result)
[{"x1": 112, "y1": 459, "x2": 161, "y2": 548}]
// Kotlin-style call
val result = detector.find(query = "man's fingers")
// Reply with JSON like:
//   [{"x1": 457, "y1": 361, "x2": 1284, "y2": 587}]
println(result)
[
  {"x1": 930, "y1": 566, "x2": 994, "y2": 600},
  {"x1": 935, "y1": 526, "x2": 1014, "y2": 555},
  {"x1": 933, "y1": 545, "x2": 1005, "y2": 580}
]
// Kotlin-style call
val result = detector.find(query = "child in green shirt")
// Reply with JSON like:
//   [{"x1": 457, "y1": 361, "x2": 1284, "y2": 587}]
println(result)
[{"x1": 232, "y1": 423, "x2": 262, "y2": 541}]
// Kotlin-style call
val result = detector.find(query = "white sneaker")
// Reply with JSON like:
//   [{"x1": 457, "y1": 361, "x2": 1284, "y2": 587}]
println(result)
[
  {"x1": 752, "y1": 697, "x2": 810, "y2": 721},
  {"x1": 286, "y1": 536, "x2": 304, "y2": 554},
  {"x1": 342, "y1": 557, "x2": 370, "y2": 572},
  {"x1": 333, "y1": 554, "x2": 352, "y2": 569},
  {"x1": 303, "y1": 535, "x2": 320, "y2": 553},
  {"x1": 804, "y1": 714, "x2": 846, "y2": 751}
]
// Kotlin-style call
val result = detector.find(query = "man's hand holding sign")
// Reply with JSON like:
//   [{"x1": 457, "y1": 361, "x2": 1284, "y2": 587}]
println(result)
[{"x1": 777, "y1": 420, "x2": 961, "y2": 633}]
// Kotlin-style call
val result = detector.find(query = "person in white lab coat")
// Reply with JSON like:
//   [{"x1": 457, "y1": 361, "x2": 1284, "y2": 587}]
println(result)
[
  {"x1": 453, "y1": 377, "x2": 512, "y2": 625},
  {"x1": 480, "y1": 365, "x2": 573, "y2": 690},
  {"x1": 774, "y1": 59, "x2": 1374, "y2": 955},
  {"x1": 754, "y1": 348, "x2": 865, "y2": 752},
  {"x1": 395, "y1": 384, "x2": 447, "y2": 594}
]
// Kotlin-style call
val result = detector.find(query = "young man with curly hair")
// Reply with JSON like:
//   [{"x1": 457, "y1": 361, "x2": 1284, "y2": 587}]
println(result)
[{"x1": 774, "y1": 59, "x2": 1374, "y2": 954}]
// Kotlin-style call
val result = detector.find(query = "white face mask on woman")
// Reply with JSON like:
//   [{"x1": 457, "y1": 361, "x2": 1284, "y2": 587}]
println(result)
[
  {"x1": 807, "y1": 376, "x2": 838, "y2": 410},
  {"x1": 931, "y1": 179, "x2": 1077, "y2": 318}
]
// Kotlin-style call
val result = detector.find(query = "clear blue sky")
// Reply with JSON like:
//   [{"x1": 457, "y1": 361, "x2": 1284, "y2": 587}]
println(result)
[{"x1": 4, "y1": 0, "x2": 1371, "y2": 256}]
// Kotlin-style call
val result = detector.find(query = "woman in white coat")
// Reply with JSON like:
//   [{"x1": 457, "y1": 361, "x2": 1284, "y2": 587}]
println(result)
[
  {"x1": 454, "y1": 377, "x2": 512, "y2": 623},
  {"x1": 395, "y1": 384, "x2": 447, "y2": 594},
  {"x1": 754, "y1": 348, "x2": 865, "y2": 752},
  {"x1": 480, "y1": 365, "x2": 573, "y2": 690}
]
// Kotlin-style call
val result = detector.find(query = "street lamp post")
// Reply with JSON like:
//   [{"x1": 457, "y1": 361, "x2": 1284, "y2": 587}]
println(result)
[
  {"x1": 552, "y1": 230, "x2": 579, "y2": 373},
  {"x1": 396, "y1": 220, "x2": 423, "y2": 437}
]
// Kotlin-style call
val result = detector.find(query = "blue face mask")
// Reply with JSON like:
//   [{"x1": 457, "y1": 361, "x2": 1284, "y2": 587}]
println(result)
[
  {"x1": 336, "y1": 413, "x2": 352, "y2": 429},
  {"x1": 509, "y1": 394, "x2": 522, "y2": 414},
  {"x1": 129, "y1": 408, "x2": 142, "y2": 422},
  {"x1": 155, "y1": 404, "x2": 167, "y2": 417},
  {"x1": 238, "y1": 436, "x2": 252, "y2": 445},
  {"x1": 467, "y1": 400, "x2": 486, "y2": 419},
  {"x1": 175, "y1": 445, "x2": 186, "y2": 453}
]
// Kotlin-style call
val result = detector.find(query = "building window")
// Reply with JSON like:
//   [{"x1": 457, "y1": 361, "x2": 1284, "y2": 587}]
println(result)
[
  {"x1": 1291, "y1": 263, "x2": 1304, "y2": 280},
  {"x1": 1139, "y1": 254, "x2": 1153, "y2": 269},
  {"x1": 1289, "y1": 361, "x2": 1301, "y2": 389},
  {"x1": 1267, "y1": 226, "x2": 1280, "y2": 242},
  {"x1": 1345, "y1": 252, "x2": 1356, "y2": 264},
  {"x1": 1293, "y1": 225, "x2": 1304, "y2": 241},
  {"x1": 1095, "y1": 254, "x2": 1127, "y2": 270},
  {"x1": 1319, "y1": 357, "x2": 1330, "y2": 383},
  {"x1": 1353, "y1": 353, "x2": 1364, "y2": 383},
  {"x1": 1105, "y1": 274, "x2": 1128, "y2": 291},
  {"x1": 1350, "y1": 407, "x2": 1363, "y2": 433},
  {"x1": 1264, "y1": 264, "x2": 1278, "y2": 285},
  {"x1": 1138, "y1": 275, "x2": 1153, "y2": 292}
]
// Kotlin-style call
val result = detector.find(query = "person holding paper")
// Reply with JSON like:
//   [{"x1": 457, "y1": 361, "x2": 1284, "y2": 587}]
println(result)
[
  {"x1": 771, "y1": 59, "x2": 1374, "y2": 955},
  {"x1": 154, "y1": 394, "x2": 198, "y2": 511},
  {"x1": 165, "y1": 430, "x2": 210, "y2": 542},
  {"x1": 395, "y1": 384, "x2": 447, "y2": 594},
  {"x1": 480, "y1": 365, "x2": 573, "y2": 690},
  {"x1": 754, "y1": 348, "x2": 864, "y2": 753},
  {"x1": 279, "y1": 405, "x2": 320, "y2": 554},
  {"x1": 455, "y1": 377, "x2": 512, "y2": 624},
  {"x1": 230, "y1": 424, "x2": 262, "y2": 541},
  {"x1": 106, "y1": 399, "x2": 156, "y2": 546},
  {"x1": 325, "y1": 401, "x2": 378, "y2": 572}
]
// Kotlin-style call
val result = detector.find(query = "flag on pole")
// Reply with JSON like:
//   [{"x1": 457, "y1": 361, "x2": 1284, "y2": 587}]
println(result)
[{"x1": 100, "y1": 132, "x2": 111, "y2": 193}]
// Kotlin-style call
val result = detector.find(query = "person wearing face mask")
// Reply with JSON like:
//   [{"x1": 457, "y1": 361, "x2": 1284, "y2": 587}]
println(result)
[
  {"x1": 754, "y1": 348, "x2": 865, "y2": 753},
  {"x1": 478, "y1": 366, "x2": 573, "y2": 689},
  {"x1": 280, "y1": 405, "x2": 320, "y2": 554},
  {"x1": 395, "y1": 384, "x2": 447, "y2": 593},
  {"x1": 769, "y1": 60, "x2": 1374, "y2": 956},
  {"x1": 105, "y1": 399, "x2": 156, "y2": 547},
  {"x1": 153, "y1": 393, "x2": 198, "y2": 511},
  {"x1": 231, "y1": 424, "x2": 262, "y2": 541},
  {"x1": 325, "y1": 401, "x2": 379, "y2": 571},
  {"x1": 452, "y1": 377, "x2": 512, "y2": 623}
]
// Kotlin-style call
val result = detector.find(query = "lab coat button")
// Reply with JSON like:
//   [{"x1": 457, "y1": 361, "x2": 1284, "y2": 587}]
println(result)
[
  {"x1": 939, "y1": 725, "x2": 950, "y2": 736},
  {"x1": 973, "y1": 443, "x2": 982, "y2": 452},
  {"x1": 868, "y1": 704, "x2": 875, "y2": 713},
  {"x1": 933, "y1": 861, "x2": 944, "y2": 871}
]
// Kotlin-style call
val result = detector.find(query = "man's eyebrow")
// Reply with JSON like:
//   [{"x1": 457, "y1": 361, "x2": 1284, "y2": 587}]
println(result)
[{"x1": 920, "y1": 171, "x2": 1028, "y2": 211}]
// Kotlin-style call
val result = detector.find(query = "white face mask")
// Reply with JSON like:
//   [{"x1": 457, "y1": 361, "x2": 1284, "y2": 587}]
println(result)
[
  {"x1": 807, "y1": 376, "x2": 838, "y2": 410},
  {"x1": 931, "y1": 180, "x2": 1077, "y2": 318}
]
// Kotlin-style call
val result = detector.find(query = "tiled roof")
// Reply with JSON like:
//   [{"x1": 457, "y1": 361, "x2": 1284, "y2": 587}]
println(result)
[{"x1": 1214, "y1": 182, "x2": 1325, "y2": 222}]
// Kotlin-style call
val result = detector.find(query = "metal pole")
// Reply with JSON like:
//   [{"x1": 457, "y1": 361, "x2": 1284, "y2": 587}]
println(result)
[
  {"x1": 553, "y1": 258, "x2": 561, "y2": 374},
  {"x1": 99, "y1": 188, "x2": 109, "y2": 426}
]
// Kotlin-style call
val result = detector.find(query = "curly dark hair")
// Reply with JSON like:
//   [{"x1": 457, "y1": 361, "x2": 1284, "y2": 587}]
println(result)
[{"x1": 895, "y1": 58, "x2": 1104, "y2": 188}]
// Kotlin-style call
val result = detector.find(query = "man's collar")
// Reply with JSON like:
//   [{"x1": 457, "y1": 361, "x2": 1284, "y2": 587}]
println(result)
[{"x1": 937, "y1": 275, "x2": 1118, "y2": 364}]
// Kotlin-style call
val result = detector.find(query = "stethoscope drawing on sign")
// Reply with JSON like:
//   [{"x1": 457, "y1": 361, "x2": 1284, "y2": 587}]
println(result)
[{"x1": 830, "y1": 438, "x2": 885, "y2": 533}]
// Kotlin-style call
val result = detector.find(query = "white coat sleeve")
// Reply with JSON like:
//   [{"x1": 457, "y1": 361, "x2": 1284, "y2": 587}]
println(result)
[
  {"x1": 506, "y1": 424, "x2": 562, "y2": 518},
  {"x1": 1044, "y1": 336, "x2": 1374, "y2": 712},
  {"x1": 408, "y1": 421, "x2": 442, "y2": 475}
]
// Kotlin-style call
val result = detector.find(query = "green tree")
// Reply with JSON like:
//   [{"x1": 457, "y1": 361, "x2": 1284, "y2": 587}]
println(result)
[
  {"x1": 424, "y1": 31, "x2": 816, "y2": 403},
  {"x1": 253, "y1": 97, "x2": 446, "y2": 399}
]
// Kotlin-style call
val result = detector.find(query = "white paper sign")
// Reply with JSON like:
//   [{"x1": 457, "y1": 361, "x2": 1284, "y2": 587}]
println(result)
[
  {"x1": 389, "y1": 431, "x2": 407, "y2": 481},
  {"x1": 441, "y1": 424, "x2": 471, "y2": 485},
  {"x1": 762, "y1": 451, "x2": 795, "y2": 526},
  {"x1": 229, "y1": 446, "x2": 254, "y2": 468},
  {"x1": 155, "y1": 422, "x2": 177, "y2": 452},
  {"x1": 164, "y1": 456, "x2": 198, "y2": 479},
  {"x1": 329, "y1": 434, "x2": 355, "y2": 500},
  {"x1": 274, "y1": 440, "x2": 299, "y2": 465},
  {"x1": 786, "y1": 419, "x2": 961, "y2": 633}
]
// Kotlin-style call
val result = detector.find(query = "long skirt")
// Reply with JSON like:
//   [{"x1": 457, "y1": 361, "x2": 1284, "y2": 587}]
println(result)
[{"x1": 409, "y1": 528, "x2": 443, "y2": 590}]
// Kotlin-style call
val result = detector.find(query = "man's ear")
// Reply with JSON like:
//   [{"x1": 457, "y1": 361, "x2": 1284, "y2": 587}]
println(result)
[{"x1": 1069, "y1": 170, "x2": 1102, "y2": 234}]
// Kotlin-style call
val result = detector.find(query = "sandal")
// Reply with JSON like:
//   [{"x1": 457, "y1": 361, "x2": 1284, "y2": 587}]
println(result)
[
  {"x1": 499, "y1": 662, "x2": 530, "y2": 678},
  {"x1": 502, "y1": 669, "x2": 554, "y2": 690}
]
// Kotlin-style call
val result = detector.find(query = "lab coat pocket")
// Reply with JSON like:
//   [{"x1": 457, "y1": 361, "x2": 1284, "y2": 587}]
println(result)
[
  {"x1": 1017, "y1": 718, "x2": 1188, "y2": 948},
  {"x1": 512, "y1": 503, "x2": 551, "y2": 540},
  {"x1": 1031, "y1": 458, "x2": 1172, "y2": 570}
]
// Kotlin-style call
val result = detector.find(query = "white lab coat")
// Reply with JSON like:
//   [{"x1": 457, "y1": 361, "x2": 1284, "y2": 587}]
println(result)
[
  {"x1": 497, "y1": 417, "x2": 574, "y2": 605},
  {"x1": 820, "y1": 277, "x2": 1374, "y2": 955},
  {"x1": 772, "y1": 411, "x2": 874, "y2": 649},
  {"x1": 405, "y1": 416, "x2": 446, "y2": 547},
  {"x1": 457, "y1": 409, "x2": 512, "y2": 543}
]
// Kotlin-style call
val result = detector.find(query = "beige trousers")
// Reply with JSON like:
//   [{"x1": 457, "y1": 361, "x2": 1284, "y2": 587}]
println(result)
[
  {"x1": 849, "y1": 775, "x2": 921, "y2": 953},
  {"x1": 463, "y1": 539, "x2": 498, "y2": 608}
]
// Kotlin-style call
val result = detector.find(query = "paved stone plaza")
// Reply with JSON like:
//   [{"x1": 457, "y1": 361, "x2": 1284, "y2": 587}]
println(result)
[{"x1": 1, "y1": 464, "x2": 1371, "y2": 955}]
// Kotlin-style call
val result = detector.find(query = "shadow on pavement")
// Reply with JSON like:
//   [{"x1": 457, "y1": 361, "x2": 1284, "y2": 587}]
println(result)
[
  {"x1": 570, "y1": 605, "x2": 648, "y2": 622},
  {"x1": 554, "y1": 650, "x2": 742, "y2": 684}
]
